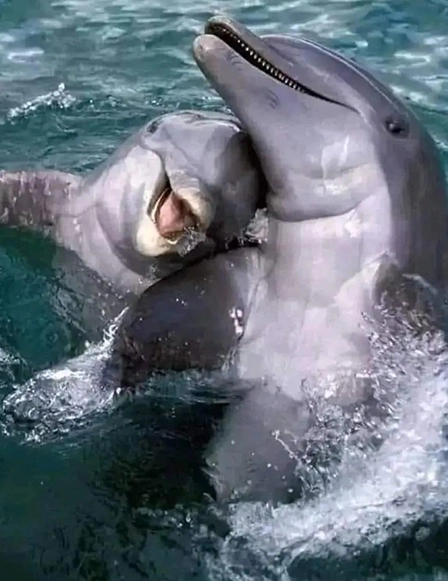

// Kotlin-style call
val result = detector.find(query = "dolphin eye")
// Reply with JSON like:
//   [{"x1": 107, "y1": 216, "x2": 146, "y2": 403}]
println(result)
[
  {"x1": 385, "y1": 116, "x2": 409, "y2": 138},
  {"x1": 146, "y1": 119, "x2": 162, "y2": 134}
]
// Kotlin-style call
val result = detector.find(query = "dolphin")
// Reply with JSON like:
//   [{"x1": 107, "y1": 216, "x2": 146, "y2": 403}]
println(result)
[
  {"x1": 0, "y1": 109, "x2": 264, "y2": 299},
  {"x1": 0, "y1": 110, "x2": 265, "y2": 340},
  {"x1": 113, "y1": 17, "x2": 448, "y2": 503},
  {"x1": 193, "y1": 15, "x2": 448, "y2": 391}
]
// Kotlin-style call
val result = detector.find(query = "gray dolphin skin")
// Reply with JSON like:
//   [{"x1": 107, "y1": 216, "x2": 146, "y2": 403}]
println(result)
[
  {"x1": 190, "y1": 16, "x2": 448, "y2": 502},
  {"x1": 0, "y1": 110, "x2": 263, "y2": 299},
  {"x1": 116, "y1": 16, "x2": 448, "y2": 505}
]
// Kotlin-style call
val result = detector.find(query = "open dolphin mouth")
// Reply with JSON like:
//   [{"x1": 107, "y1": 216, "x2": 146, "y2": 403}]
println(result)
[
  {"x1": 150, "y1": 186, "x2": 202, "y2": 245},
  {"x1": 204, "y1": 18, "x2": 343, "y2": 107}
]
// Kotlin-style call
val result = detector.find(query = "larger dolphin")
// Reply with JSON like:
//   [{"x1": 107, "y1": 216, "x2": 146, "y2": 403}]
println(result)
[
  {"x1": 193, "y1": 16, "x2": 448, "y2": 389},
  {"x1": 114, "y1": 17, "x2": 448, "y2": 503}
]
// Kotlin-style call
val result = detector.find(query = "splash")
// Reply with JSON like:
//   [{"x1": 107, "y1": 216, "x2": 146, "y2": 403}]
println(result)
[
  {"x1": 6, "y1": 83, "x2": 76, "y2": 121},
  {"x1": 175, "y1": 226, "x2": 207, "y2": 257},
  {"x1": 0, "y1": 309, "x2": 127, "y2": 443},
  {"x1": 243, "y1": 208, "x2": 268, "y2": 244},
  {"x1": 201, "y1": 302, "x2": 448, "y2": 581}
]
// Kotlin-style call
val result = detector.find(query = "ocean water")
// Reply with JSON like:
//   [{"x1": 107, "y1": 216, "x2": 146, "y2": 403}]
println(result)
[{"x1": 0, "y1": 0, "x2": 448, "y2": 580}]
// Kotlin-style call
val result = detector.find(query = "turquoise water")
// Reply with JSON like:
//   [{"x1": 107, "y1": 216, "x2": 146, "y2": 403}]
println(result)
[{"x1": 0, "y1": 0, "x2": 448, "y2": 579}]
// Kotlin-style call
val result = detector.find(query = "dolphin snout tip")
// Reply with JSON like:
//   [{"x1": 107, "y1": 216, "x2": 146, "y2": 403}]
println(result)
[
  {"x1": 207, "y1": 14, "x2": 233, "y2": 28},
  {"x1": 193, "y1": 35, "x2": 221, "y2": 62}
]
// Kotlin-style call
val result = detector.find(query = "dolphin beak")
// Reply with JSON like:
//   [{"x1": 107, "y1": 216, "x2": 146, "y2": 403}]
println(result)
[{"x1": 193, "y1": 34, "x2": 223, "y2": 63}]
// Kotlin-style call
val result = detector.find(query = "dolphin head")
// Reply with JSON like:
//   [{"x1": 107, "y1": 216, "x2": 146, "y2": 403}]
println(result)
[
  {"x1": 141, "y1": 110, "x2": 265, "y2": 251},
  {"x1": 193, "y1": 17, "x2": 448, "y2": 285},
  {"x1": 193, "y1": 17, "x2": 446, "y2": 221},
  {"x1": 85, "y1": 110, "x2": 264, "y2": 262}
]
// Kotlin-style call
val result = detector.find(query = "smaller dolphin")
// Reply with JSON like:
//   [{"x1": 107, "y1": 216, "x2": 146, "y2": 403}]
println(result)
[{"x1": 0, "y1": 110, "x2": 264, "y2": 299}]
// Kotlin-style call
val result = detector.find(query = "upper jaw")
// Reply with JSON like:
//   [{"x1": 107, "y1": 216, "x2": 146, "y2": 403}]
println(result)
[{"x1": 195, "y1": 16, "x2": 304, "y2": 96}]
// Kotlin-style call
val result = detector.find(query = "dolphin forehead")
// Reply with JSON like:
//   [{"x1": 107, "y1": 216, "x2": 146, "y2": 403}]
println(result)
[{"x1": 144, "y1": 110, "x2": 242, "y2": 179}]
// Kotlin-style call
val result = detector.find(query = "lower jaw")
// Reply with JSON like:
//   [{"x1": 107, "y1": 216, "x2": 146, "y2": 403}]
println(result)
[
  {"x1": 164, "y1": 227, "x2": 208, "y2": 256},
  {"x1": 161, "y1": 230, "x2": 185, "y2": 246}
]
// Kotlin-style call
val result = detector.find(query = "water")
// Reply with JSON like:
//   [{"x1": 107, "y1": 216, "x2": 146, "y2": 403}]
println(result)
[{"x1": 0, "y1": 0, "x2": 447, "y2": 579}]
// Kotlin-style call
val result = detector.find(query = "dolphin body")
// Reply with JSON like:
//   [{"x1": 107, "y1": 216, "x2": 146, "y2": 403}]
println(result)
[
  {"x1": 0, "y1": 110, "x2": 264, "y2": 336},
  {"x1": 113, "y1": 18, "x2": 448, "y2": 503}
]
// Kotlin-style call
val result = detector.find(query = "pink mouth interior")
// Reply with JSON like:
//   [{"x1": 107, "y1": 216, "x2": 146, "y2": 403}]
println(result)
[{"x1": 155, "y1": 190, "x2": 197, "y2": 238}]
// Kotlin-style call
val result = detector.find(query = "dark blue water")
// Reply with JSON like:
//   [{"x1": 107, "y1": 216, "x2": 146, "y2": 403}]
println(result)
[{"x1": 0, "y1": 0, "x2": 448, "y2": 579}]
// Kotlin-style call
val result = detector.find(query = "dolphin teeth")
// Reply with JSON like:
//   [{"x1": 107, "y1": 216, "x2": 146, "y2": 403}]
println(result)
[{"x1": 209, "y1": 21, "x2": 329, "y2": 100}]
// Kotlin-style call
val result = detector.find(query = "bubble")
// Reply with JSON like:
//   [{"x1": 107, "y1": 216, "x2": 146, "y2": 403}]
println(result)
[{"x1": 175, "y1": 227, "x2": 207, "y2": 257}]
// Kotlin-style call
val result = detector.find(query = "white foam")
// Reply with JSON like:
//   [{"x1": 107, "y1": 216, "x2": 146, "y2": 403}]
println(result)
[
  {"x1": 1, "y1": 309, "x2": 126, "y2": 443},
  {"x1": 6, "y1": 48, "x2": 44, "y2": 63},
  {"x1": 243, "y1": 208, "x2": 268, "y2": 244},
  {"x1": 203, "y1": 313, "x2": 448, "y2": 580}
]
